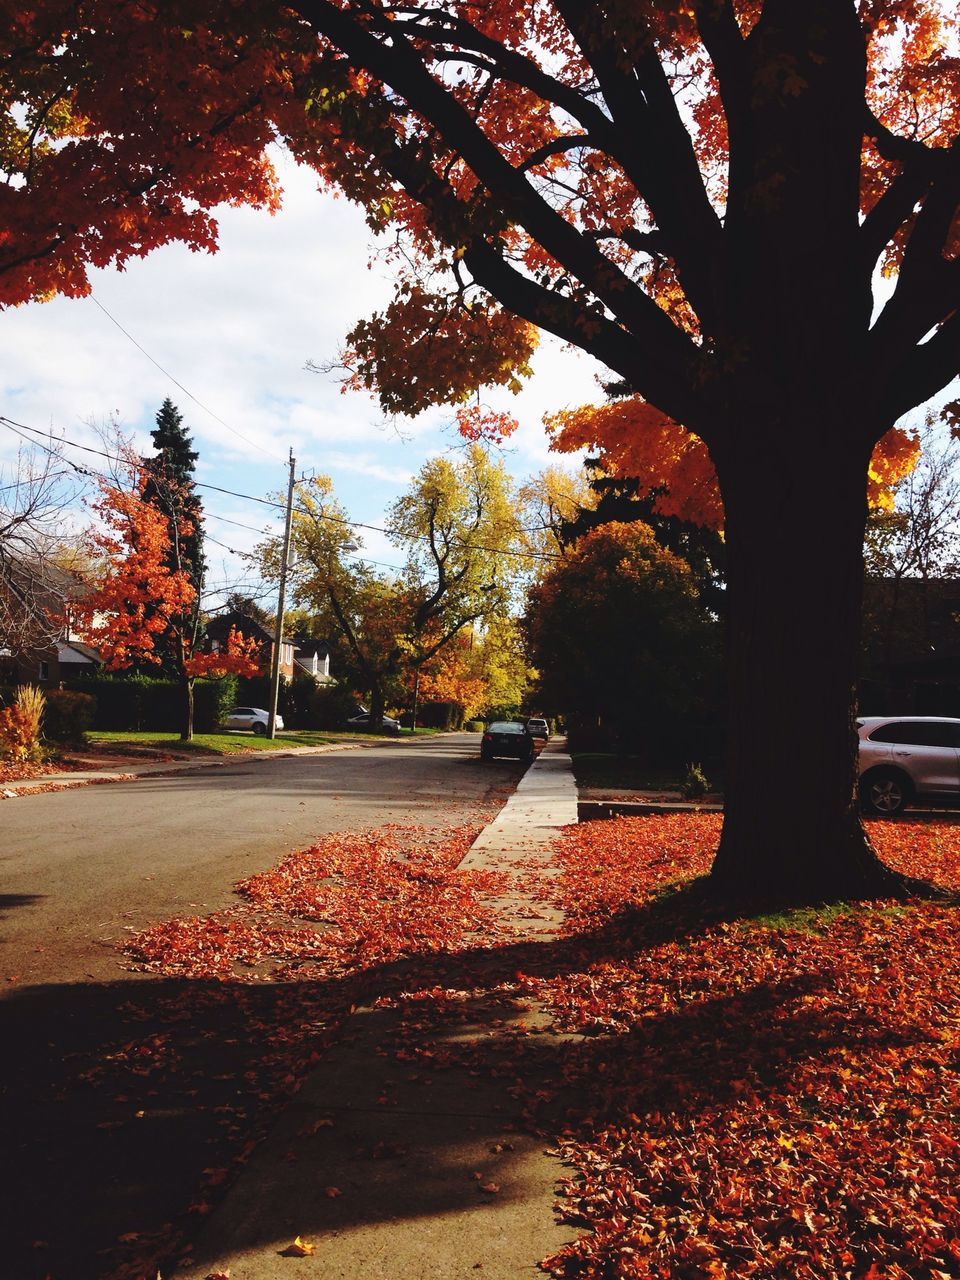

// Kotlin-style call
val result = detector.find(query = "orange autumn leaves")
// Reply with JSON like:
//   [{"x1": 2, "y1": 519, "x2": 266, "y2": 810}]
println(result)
[
  {"x1": 115, "y1": 808, "x2": 960, "y2": 1279},
  {"x1": 531, "y1": 813, "x2": 960, "y2": 1280},
  {"x1": 74, "y1": 469, "x2": 259, "y2": 678},
  {"x1": 124, "y1": 823, "x2": 504, "y2": 981},
  {"x1": 542, "y1": 397, "x2": 920, "y2": 530}
]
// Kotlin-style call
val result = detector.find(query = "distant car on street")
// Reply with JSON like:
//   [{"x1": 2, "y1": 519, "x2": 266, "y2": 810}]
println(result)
[
  {"x1": 525, "y1": 717, "x2": 550, "y2": 741},
  {"x1": 224, "y1": 706, "x2": 283, "y2": 736},
  {"x1": 347, "y1": 712, "x2": 401, "y2": 735},
  {"x1": 480, "y1": 720, "x2": 535, "y2": 764},
  {"x1": 858, "y1": 715, "x2": 960, "y2": 814}
]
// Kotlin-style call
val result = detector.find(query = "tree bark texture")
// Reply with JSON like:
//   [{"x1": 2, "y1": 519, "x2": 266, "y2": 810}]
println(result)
[{"x1": 709, "y1": 427, "x2": 897, "y2": 902}]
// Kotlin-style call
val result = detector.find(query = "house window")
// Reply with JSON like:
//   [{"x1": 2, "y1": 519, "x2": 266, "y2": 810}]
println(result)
[{"x1": 38, "y1": 661, "x2": 49, "y2": 681}]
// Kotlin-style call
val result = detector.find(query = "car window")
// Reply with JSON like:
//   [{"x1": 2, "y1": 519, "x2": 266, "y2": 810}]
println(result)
[
  {"x1": 488, "y1": 721, "x2": 523, "y2": 733},
  {"x1": 232, "y1": 708, "x2": 251, "y2": 716},
  {"x1": 868, "y1": 720, "x2": 960, "y2": 747}
]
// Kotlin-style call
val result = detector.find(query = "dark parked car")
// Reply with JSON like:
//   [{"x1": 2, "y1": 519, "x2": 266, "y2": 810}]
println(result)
[
  {"x1": 480, "y1": 720, "x2": 535, "y2": 763},
  {"x1": 347, "y1": 712, "x2": 401, "y2": 736},
  {"x1": 858, "y1": 715, "x2": 960, "y2": 814}
]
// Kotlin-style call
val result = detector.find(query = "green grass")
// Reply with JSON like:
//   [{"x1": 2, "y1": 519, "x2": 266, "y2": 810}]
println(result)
[
  {"x1": 88, "y1": 728, "x2": 429, "y2": 755},
  {"x1": 743, "y1": 901, "x2": 912, "y2": 934}
]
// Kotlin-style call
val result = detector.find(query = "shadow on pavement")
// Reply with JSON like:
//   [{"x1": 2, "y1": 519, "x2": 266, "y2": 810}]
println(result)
[{"x1": 0, "y1": 880, "x2": 910, "y2": 1280}]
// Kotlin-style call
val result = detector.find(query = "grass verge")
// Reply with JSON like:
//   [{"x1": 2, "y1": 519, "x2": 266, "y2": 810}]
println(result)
[{"x1": 88, "y1": 728, "x2": 432, "y2": 755}]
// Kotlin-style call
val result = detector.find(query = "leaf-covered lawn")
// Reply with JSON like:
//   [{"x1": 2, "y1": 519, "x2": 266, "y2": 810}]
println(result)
[
  {"x1": 527, "y1": 815, "x2": 960, "y2": 1279},
  {"x1": 37, "y1": 813, "x2": 960, "y2": 1279}
]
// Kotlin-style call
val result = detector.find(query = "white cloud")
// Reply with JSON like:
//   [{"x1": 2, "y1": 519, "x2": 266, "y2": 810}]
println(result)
[{"x1": 0, "y1": 146, "x2": 614, "y2": 604}]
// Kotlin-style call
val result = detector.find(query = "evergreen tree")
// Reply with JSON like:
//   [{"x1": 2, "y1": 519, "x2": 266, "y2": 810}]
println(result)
[{"x1": 140, "y1": 398, "x2": 206, "y2": 673}]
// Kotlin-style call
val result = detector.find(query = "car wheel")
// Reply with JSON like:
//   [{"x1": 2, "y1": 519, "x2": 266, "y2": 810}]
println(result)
[
  {"x1": 480, "y1": 749, "x2": 492, "y2": 762},
  {"x1": 860, "y1": 768, "x2": 912, "y2": 816},
  {"x1": 252, "y1": 721, "x2": 267, "y2": 736}
]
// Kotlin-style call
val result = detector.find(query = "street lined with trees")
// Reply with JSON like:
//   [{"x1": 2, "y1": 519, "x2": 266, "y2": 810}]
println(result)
[{"x1": 3, "y1": 1, "x2": 957, "y2": 897}]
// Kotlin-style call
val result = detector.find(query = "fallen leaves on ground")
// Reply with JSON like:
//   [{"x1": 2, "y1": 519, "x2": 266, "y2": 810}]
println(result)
[
  {"x1": 48, "y1": 809, "x2": 960, "y2": 1280},
  {"x1": 124, "y1": 823, "x2": 507, "y2": 981},
  {"x1": 281, "y1": 1235, "x2": 316, "y2": 1257},
  {"x1": 526, "y1": 815, "x2": 960, "y2": 1279}
]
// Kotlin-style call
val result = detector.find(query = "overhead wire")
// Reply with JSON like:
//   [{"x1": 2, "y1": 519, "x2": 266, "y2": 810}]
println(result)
[
  {"x1": 90, "y1": 296, "x2": 285, "y2": 464},
  {"x1": 1, "y1": 414, "x2": 566, "y2": 563}
]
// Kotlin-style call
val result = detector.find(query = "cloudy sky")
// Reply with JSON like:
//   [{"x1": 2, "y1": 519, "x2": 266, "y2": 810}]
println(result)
[{"x1": 0, "y1": 146, "x2": 605, "y2": 605}]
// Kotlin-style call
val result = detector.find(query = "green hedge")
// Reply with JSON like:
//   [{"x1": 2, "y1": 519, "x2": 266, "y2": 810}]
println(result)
[
  {"x1": 308, "y1": 682, "x2": 357, "y2": 730},
  {"x1": 65, "y1": 674, "x2": 237, "y2": 733}
]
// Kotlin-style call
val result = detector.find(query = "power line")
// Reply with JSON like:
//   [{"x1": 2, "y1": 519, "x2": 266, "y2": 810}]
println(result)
[
  {"x1": 0, "y1": 414, "x2": 565, "y2": 563},
  {"x1": 91, "y1": 296, "x2": 285, "y2": 464}
]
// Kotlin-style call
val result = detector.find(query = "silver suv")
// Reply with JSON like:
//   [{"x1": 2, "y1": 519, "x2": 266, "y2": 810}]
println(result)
[{"x1": 858, "y1": 716, "x2": 960, "y2": 815}]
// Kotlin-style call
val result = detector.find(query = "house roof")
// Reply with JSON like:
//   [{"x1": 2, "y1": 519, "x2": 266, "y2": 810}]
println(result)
[
  {"x1": 206, "y1": 610, "x2": 292, "y2": 645},
  {"x1": 58, "y1": 640, "x2": 102, "y2": 663},
  {"x1": 2, "y1": 553, "x2": 92, "y2": 608},
  {"x1": 294, "y1": 639, "x2": 330, "y2": 659}
]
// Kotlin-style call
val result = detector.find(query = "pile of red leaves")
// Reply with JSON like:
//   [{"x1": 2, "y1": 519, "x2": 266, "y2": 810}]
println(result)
[{"x1": 124, "y1": 823, "x2": 506, "y2": 982}]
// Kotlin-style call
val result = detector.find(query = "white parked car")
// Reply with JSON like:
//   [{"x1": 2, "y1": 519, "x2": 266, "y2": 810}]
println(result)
[
  {"x1": 858, "y1": 716, "x2": 960, "y2": 815},
  {"x1": 525, "y1": 717, "x2": 550, "y2": 741},
  {"x1": 224, "y1": 706, "x2": 283, "y2": 736}
]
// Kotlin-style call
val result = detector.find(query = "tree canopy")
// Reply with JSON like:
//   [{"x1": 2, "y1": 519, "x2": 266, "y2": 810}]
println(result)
[{"x1": 525, "y1": 521, "x2": 721, "y2": 755}]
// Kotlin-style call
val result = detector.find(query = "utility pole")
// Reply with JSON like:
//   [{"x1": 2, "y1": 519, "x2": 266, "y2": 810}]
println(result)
[{"x1": 268, "y1": 448, "x2": 296, "y2": 740}]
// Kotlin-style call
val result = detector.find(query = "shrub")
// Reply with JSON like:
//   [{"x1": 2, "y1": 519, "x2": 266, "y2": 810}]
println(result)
[
  {"x1": 66, "y1": 674, "x2": 237, "y2": 733},
  {"x1": 0, "y1": 685, "x2": 46, "y2": 762},
  {"x1": 284, "y1": 675, "x2": 319, "y2": 729},
  {"x1": 43, "y1": 690, "x2": 96, "y2": 743},
  {"x1": 194, "y1": 675, "x2": 238, "y2": 733},
  {"x1": 465, "y1": 719, "x2": 485, "y2": 733},
  {"x1": 679, "y1": 761, "x2": 710, "y2": 800}
]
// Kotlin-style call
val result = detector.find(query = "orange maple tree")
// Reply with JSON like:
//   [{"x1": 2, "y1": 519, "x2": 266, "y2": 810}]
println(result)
[
  {"x1": 75, "y1": 468, "x2": 259, "y2": 739},
  {"x1": 4, "y1": 2, "x2": 959, "y2": 898},
  {"x1": 409, "y1": 630, "x2": 489, "y2": 720}
]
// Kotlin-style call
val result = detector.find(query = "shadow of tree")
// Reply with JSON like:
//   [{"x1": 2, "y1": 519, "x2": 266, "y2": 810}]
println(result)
[{"x1": 2, "y1": 880, "x2": 930, "y2": 1280}]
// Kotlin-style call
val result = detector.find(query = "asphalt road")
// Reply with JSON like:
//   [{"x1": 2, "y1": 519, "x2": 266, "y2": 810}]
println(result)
[
  {"x1": 0, "y1": 732, "x2": 519, "y2": 988},
  {"x1": 0, "y1": 732, "x2": 531, "y2": 1279}
]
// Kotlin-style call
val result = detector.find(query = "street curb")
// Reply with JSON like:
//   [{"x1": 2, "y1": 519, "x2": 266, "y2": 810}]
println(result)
[{"x1": 578, "y1": 798, "x2": 724, "y2": 820}]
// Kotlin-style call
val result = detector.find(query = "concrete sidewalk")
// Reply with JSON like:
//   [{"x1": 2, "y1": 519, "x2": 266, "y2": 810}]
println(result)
[{"x1": 177, "y1": 743, "x2": 579, "y2": 1280}]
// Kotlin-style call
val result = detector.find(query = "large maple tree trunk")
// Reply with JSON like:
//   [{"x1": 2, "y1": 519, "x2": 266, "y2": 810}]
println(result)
[{"x1": 709, "y1": 433, "x2": 901, "y2": 903}]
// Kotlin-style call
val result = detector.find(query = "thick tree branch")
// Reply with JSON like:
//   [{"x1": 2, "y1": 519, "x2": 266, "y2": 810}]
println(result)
[
  {"x1": 463, "y1": 237, "x2": 712, "y2": 436},
  {"x1": 554, "y1": 0, "x2": 725, "y2": 331},
  {"x1": 518, "y1": 134, "x2": 593, "y2": 173},
  {"x1": 880, "y1": 309, "x2": 960, "y2": 429},
  {"x1": 861, "y1": 110, "x2": 959, "y2": 273},
  {"x1": 297, "y1": 0, "x2": 689, "y2": 345}
]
